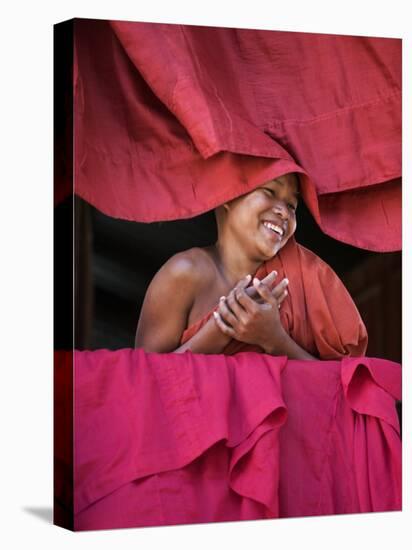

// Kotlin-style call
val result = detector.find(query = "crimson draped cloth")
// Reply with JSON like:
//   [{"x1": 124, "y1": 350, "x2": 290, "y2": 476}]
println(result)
[
  {"x1": 73, "y1": 19, "x2": 401, "y2": 251},
  {"x1": 182, "y1": 238, "x2": 368, "y2": 358},
  {"x1": 59, "y1": 350, "x2": 401, "y2": 531}
]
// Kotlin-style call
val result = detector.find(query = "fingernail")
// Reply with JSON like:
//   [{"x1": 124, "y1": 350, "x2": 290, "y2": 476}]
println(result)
[
  {"x1": 253, "y1": 277, "x2": 260, "y2": 286},
  {"x1": 272, "y1": 270, "x2": 277, "y2": 276},
  {"x1": 245, "y1": 274, "x2": 251, "y2": 281},
  {"x1": 213, "y1": 311, "x2": 219, "y2": 319},
  {"x1": 284, "y1": 278, "x2": 289, "y2": 285},
  {"x1": 284, "y1": 289, "x2": 288, "y2": 296},
  {"x1": 219, "y1": 296, "x2": 226, "y2": 301}
]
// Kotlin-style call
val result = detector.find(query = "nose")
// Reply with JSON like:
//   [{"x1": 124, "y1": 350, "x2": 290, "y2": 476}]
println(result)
[{"x1": 273, "y1": 200, "x2": 289, "y2": 220}]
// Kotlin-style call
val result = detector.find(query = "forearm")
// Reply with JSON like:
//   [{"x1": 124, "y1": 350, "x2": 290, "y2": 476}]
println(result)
[
  {"x1": 173, "y1": 316, "x2": 232, "y2": 354},
  {"x1": 263, "y1": 331, "x2": 317, "y2": 360}
]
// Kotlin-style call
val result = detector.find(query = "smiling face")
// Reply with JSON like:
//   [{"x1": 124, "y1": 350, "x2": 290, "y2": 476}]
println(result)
[{"x1": 223, "y1": 173, "x2": 299, "y2": 260}]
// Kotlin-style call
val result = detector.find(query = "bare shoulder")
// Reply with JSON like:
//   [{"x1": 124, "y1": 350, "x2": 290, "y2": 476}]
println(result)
[
  {"x1": 154, "y1": 247, "x2": 216, "y2": 288},
  {"x1": 135, "y1": 247, "x2": 216, "y2": 351}
]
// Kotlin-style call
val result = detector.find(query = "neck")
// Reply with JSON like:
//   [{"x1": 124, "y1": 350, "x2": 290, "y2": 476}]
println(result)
[{"x1": 213, "y1": 237, "x2": 262, "y2": 286}]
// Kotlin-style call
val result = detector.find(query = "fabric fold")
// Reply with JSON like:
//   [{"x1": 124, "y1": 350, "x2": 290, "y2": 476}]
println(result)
[
  {"x1": 74, "y1": 349, "x2": 287, "y2": 517},
  {"x1": 341, "y1": 356, "x2": 401, "y2": 432},
  {"x1": 228, "y1": 414, "x2": 286, "y2": 518},
  {"x1": 68, "y1": 350, "x2": 401, "y2": 531},
  {"x1": 340, "y1": 357, "x2": 402, "y2": 512}
]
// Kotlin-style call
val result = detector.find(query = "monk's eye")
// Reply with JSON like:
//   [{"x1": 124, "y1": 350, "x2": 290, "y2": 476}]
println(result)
[
  {"x1": 262, "y1": 188, "x2": 275, "y2": 196},
  {"x1": 288, "y1": 202, "x2": 297, "y2": 212}
]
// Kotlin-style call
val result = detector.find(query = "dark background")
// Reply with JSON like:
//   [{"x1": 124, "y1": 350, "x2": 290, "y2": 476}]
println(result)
[{"x1": 72, "y1": 195, "x2": 401, "y2": 363}]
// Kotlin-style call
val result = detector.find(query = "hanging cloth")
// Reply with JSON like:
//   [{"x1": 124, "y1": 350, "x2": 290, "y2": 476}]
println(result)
[{"x1": 73, "y1": 19, "x2": 401, "y2": 251}]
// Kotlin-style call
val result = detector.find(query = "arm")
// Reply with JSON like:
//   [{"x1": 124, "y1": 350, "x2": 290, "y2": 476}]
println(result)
[
  {"x1": 171, "y1": 271, "x2": 281, "y2": 353},
  {"x1": 173, "y1": 316, "x2": 231, "y2": 354},
  {"x1": 262, "y1": 329, "x2": 317, "y2": 360},
  {"x1": 135, "y1": 253, "x2": 231, "y2": 354}
]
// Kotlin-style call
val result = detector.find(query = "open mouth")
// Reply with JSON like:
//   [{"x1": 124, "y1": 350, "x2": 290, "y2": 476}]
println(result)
[{"x1": 262, "y1": 220, "x2": 284, "y2": 240}]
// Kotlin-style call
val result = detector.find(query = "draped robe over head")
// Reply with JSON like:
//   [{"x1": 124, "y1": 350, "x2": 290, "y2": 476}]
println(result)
[{"x1": 71, "y1": 19, "x2": 401, "y2": 252}]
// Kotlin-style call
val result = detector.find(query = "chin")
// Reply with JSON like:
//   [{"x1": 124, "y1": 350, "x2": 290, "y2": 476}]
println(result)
[
  {"x1": 260, "y1": 244, "x2": 281, "y2": 260},
  {"x1": 255, "y1": 234, "x2": 286, "y2": 260},
  {"x1": 270, "y1": 247, "x2": 281, "y2": 258}
]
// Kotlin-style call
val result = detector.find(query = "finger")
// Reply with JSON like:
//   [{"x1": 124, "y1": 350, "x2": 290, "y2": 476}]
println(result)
[
  {"x1": 236, "y1": 274, "x2": 252, "y2": 291},
  {"x1": 226, "y1": 274, "x2": 252, "y2": 318},
  {"x1": 253, "y1": 277, "x2": 278, "y2": 307},
  {"x1": 247, "y1": 271, "x2": 276, "y2": 300},
  {"x1": 277, "y1": 289, "x2": 288, "y2": 308},
  {"x1": 260, "y1": 270, "x2": 277, "y2": 287},
  {"x1": 235, "y1": 287, "x2": 259, "y2": 314},
  {"x1": 278, "y1": 289, "x2": 288, "y2": 304},
  {"x1": 271, "y1": 278, "x2": 289, "y2": 300},
  {"x1": 213, "y1": 311, "x2": 235, "y2": 336},
  {"x1": 226, "y1": 289, "x2": 248, "y2": 321},
  {"x1": 217, "y1": 296, "x2": 238, "y2": 327},
  {"x1": 245, "y1": 285, "x2": 258, "y2": 299}
]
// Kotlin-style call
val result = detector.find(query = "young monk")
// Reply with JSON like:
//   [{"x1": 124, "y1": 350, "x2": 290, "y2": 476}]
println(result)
[{"x1": 135, "y1": 173, "x2": 368, "y2": 359}]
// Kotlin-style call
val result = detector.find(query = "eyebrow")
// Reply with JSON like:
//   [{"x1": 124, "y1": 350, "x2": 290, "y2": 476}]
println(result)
[{"x1": 271, "y1": 179, "x2": 300, "y2": 197}]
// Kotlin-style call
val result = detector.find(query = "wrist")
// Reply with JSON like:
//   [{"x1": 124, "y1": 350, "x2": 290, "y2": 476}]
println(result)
[{"x1": 262, "y1": 327, "x2": 289, "y2": 355}]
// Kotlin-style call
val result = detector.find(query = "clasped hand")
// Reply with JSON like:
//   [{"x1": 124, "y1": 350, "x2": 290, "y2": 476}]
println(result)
[{"x1": 213, "y1": 271, "x2": 289, "y2": 352}]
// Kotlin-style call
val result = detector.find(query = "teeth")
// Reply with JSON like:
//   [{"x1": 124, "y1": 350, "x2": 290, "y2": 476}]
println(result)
[{"x1": 263, "y1": 221, "x2": 284, "y2": 236}]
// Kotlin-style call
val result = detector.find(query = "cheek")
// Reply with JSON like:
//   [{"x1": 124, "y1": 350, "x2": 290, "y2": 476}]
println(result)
[
  {"x1": 287, "y1": 217, "x2": 297, "y2": 237},
  {"x1": 235, "y1": 198, "x2": 264, "y2": 223}
]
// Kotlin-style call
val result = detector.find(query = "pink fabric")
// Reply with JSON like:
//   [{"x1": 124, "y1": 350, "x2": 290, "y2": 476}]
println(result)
[
  {"x1": 68, "y1": 349, "x2": 401, "y2": 530},
  {"x1": 54, "y1": 351, "x2": 73, "y2": 529},
  {"x1": 73, "y1": 20, "x2": 401, "y2": 251}
]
